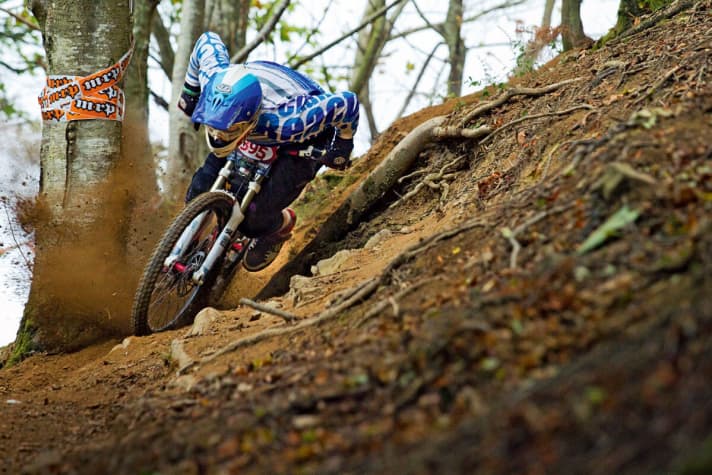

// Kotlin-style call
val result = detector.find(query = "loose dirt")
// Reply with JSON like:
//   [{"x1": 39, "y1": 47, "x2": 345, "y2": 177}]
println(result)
[{"x1": 2, "y1": 3, "x2": 711, "y2": 474}]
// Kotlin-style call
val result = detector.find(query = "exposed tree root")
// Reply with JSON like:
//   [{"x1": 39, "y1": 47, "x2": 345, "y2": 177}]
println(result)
[
  {"x1": 634, "y1": 65, "x2": 682, "y2": 105},
  {"x1": 391, "y1": 155, "x2": 465, "y2": 208},
  {"x1": 458, "y1": 78, "x2": 584, "y2": 127},
  {"x1": 185, "y1": 218, "x2": 490, "y2": 371},
  {"x1": 260, "y1": 77, "x2": 588, "y2": 299},
  {"x1": 479, "y1": 104, "x2": 595, "y2": 146},
  {"x1": 355, "y1": 276, "x2": 443, "y2": 328},
  {"x1": 501, "y1": 203, "x2": 574, "y2": 269},
  {"x1": 186, "y1": 278, "x2": 380, "y2": 372},
  {"x1": 432, "y1": 124, "x2": 492, "y2": 140},
  {"x1": 258, "y1": 116, "x2": 447, "y2": 298},
  {"x1": 239, "y1": 298, "x2": 299, "y2": 323}
]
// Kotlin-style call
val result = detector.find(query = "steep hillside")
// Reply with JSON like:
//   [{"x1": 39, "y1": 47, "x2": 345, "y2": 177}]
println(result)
[{"x1": 1, "y1": 2, "x2": 711, "y2": 474}]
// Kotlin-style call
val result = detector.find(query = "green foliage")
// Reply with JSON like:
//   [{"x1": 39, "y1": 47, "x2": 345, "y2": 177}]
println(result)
[
  {"x1": 638, "y1": 0, "x2": 672, "y2": 12},
  {"x1": 0, "y1": 83, "x2": 19, "y2": 118},
  {"x1": 467, "y1": 77, "x2": 482, "y2": 88},
  {"x1": 278, "y1": 21, "x2": 307, "y2": 43},
  {"x1": 0, "y1": 2, "x2": 43, "y2": 120},
  {"x1": 512, "y1": 37, "x2": 533, "y2": 76},
  {"x1": 292, "y1": 170, "x2": 357, "y2": 222},
  {"x1": 577, "y1": 206, "x2": 640, "y2": 255}
]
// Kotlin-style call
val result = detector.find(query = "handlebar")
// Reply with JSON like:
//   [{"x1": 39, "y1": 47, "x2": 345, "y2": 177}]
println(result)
[{"x1": 283, "y1": 145, "x2": 327, "y2": 159}]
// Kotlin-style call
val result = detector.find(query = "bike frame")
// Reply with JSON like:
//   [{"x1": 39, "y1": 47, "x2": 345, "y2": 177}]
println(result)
[{"x1": 163, "y1": 156, "x2": 271, "y2": 285}]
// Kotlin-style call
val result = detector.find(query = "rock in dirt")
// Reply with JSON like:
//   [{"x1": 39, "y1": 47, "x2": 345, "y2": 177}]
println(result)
[
  {"x1": 170, "y1": 339, "x2": 194, "y2": 372},
  {"x1": 311, "y1": 249, "x2": 354, "y2": 276},
  {"x1": 186, "y1": 307, "x2": 221, "y2": 337},
  {"x1": 286, "y1": 274, "x2": 321, "y2": 306},
  {"x1": 170, "y1": 374, "x2": 198, "y2": 392},
  {"x1": 109, "y1": 337, "x2": 133, "y2": 354},
  {"x1": 364, "y1": 229, "x2": 393, "y2": 249}
]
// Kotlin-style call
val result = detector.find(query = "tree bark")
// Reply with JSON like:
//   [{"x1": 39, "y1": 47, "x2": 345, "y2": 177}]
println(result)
[
  {"x1": 13, "y1": 0, "x2": 133, "y2": 359},
  {"x1": 165, "y1": 0, "x2": 206, "y2": 204},
  {"x1": 206, "y1": 0, "x2": 250, "y2": 54},
  {"x1": 350, "y1": 0, "x2": 387, "y2": 98},
  {"x1": 349, "y1": 0, "x2": 407, "y2": 140},
  {"x1": 615, "y1": 0, "x2": 674, "y2": 33},
  {"x1": 151, "y1": 12, "x2": 175, "y2": 79},
  {"x1": 123, "y1": 0, "x2": 163, "y2": 264},
  {"x1": 541, "y1": 0, "x2": 555, "y2": 29},
  {"x1": 443, "y1": 0, "x2": 465, "y2": 97},
  {"x1": 561, "y1": 0, "x2": 590, "y2": 51}
]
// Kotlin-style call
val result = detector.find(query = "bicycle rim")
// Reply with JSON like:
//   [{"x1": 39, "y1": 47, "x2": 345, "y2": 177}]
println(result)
[
  {"x1": 132, "y1": 192, "x2": 234, "y2": 335},
  {"x1": 147, "y1": 208, "x2": 223, "y2": 331}
]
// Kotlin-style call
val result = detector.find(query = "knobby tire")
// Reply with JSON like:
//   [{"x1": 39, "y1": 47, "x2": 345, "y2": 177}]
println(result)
[{"x1": 131, "y1": 192, "x2": 234, "y2": 335}]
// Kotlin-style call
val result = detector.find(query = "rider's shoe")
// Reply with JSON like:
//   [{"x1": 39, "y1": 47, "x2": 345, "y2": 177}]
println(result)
[{"x1": 242, "y1": 209, "x2": 296, "y2": 272}]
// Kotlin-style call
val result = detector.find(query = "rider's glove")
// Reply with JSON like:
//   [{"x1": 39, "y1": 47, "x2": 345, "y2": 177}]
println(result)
[
  {"x1": 322, "y1": 135, "x2": 353, "y2": 170},
  {"x1": 178, "y1": 82, "x2": 200, "y2": 118}
]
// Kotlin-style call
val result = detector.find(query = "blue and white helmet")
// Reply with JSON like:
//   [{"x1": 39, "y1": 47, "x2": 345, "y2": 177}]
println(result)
[{"x1": 192, "y1": 65, "x2": 262, "y2": 157}]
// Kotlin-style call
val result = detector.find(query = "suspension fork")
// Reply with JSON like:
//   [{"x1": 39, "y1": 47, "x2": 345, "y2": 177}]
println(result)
[
  {"x1": 191, "y1": 168, "x2": 268, "y2": 285},
  {"x1": 163, "y1": 161, "x2": 236, "y2": 269}
]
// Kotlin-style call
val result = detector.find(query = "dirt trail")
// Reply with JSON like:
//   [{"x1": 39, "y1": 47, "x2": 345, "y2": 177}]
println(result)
[{"x1": 2, "y1": 3, "x2": 712, "y2": 474}]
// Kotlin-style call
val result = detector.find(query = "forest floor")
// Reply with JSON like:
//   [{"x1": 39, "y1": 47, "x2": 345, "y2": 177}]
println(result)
[{"x1": 1, "y1": 3, "x2": 712, "y2": 474}]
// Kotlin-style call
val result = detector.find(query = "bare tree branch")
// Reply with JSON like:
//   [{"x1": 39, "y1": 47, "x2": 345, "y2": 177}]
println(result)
[
  {"x1": 230, "y1": 0, "x2": 291, "y2": 63},
  {"x1": 151, "y1": 11, "x2": 174, "y2": 78},
  {"x1": 0, "y1": 60, "x2": 29, "y2": 74},
  {"x1": 0, "y1": 6, "x2": 40, "y2": 31},
  {"x1": 360, "y1": 82, "x2": 381, "y2": 141},
  {"x1": 396, "y1": 41, "x2": 443, "y2": 119},
  {"x1": 411, "y1": 0, "x2": 445, "y2": 37},
  {"x1": 286, "y1": 0, "x2": 333, "y2": 64},
  {"x1": 289, "y1": 0, "x2": 407, "y2": 69},
  {"x1": 150, "y1": 89, "x2": 169, "y2": 111},
  {"x1": 389, "y1": 0, "x2": 525, "y2": 41}
]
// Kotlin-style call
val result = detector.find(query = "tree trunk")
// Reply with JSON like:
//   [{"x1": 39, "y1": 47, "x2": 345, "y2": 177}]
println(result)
[
  {"x1": 349, "y1": 0, "x2": 407, "y2": 140},
  {"x1": 542, "y1": 0, "x2": 555, "y2": 29},
  {"x1": 123, "y1": 0, "x2": 163, "y2": 264},
  {"x1": 443, "y1": 0, "x2": 465, "y2": 97},
  {"x1": 165, "y1": 0, "x2": 206, "y2": 204},
  {"x1": 151, "y1": 12, "x2": 175, "y2": 79},
  {"x1": 206, "y1": 0, "x2": 250, "y2": 53},
  {"x1": 350, "y1": 0, "x2": 387, "y2": 98},
  {"x1": 615, "y1": 0, "x2": 674, "y2": 33},
  {"x1": 561, "y1": 0, "x2": 590, "y2": 51},
  {"x1": 13, "y1": 0, "x2": 133, "y2": 359}
]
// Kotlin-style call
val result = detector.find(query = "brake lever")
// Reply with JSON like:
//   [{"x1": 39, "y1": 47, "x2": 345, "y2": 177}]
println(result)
[{"x1": 297, "y1": 145, "x2": 327, "y2": 159}]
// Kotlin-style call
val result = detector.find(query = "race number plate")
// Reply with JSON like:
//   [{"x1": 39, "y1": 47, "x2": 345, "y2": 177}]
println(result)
[{"x1": 238, "y1": 140, "x2": 279, "y2": 163}]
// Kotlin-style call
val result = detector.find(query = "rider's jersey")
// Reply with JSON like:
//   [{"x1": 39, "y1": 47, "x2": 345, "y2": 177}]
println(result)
[{"x1": 185, "y1": 32, "x2": 359, "y2": 147}]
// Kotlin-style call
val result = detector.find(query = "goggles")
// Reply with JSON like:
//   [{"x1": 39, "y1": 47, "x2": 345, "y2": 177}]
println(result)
[{"x1": 205, "y1": 120, "x2": 254, "y2": 158}]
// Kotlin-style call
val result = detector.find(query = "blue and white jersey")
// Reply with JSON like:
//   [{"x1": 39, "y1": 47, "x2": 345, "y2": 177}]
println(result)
[{"x1": 185, "y1": 32, "x2": 359, "y2": 146}]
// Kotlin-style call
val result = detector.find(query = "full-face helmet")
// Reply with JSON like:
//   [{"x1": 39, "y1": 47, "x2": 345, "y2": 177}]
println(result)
[{"x1": 192, "y1": 65, "x2": 262, "y2": 157}]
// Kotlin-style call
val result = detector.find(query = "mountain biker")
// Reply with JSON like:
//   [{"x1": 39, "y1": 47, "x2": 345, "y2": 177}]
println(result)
[{"x1": 177, "y1": 32, "x2": 360, "y2": 272}]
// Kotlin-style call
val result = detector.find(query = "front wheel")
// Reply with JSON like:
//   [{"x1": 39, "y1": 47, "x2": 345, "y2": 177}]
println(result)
[{"x1": 131, "y1": 192, "x2": 234, "y2": 335}]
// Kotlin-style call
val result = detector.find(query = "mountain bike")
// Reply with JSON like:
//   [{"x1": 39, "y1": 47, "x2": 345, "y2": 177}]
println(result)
[{"x1": 131, "y1": 139, "x2": 325, "y2": 335}]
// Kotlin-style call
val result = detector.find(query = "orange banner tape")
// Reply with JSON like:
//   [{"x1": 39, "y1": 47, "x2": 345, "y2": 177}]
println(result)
[{"x1": 38, "y1": 45, "x2": 133, "y2": 122}]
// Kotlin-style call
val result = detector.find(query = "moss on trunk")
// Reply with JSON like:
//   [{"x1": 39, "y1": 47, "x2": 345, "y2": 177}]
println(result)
[
  {"x1": 600, "y1": 0, "x2": 675, "y2": 44},
  {"x1": 7, "y1": 315, "x2": 36, "y2": 366}
]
